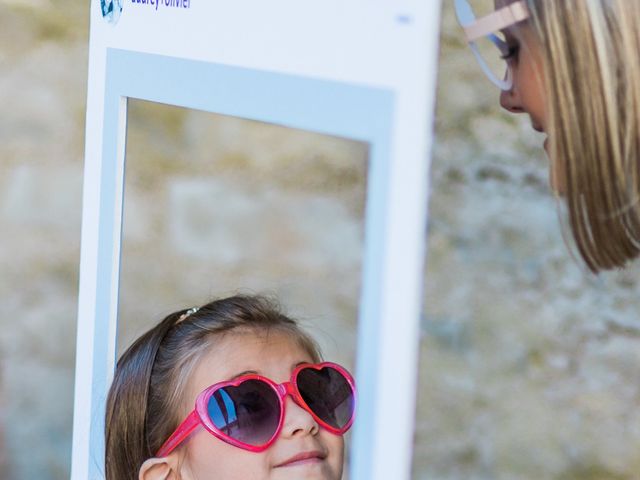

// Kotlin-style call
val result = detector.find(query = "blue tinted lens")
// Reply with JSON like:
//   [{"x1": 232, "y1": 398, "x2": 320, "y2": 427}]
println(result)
[{"x1": 207, "y1": 379, "x2": 280, "y2": 446}]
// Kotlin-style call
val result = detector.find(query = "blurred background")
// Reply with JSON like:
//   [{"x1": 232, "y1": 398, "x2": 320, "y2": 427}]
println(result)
[{"x1": 2, "y1": 1, "x2": 640, "y2": 479}]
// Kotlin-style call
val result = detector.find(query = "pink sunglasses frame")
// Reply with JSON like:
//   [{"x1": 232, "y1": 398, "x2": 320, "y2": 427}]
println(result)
[{"x1": 156, "y1": 361, "x2": 356, "y2": 457}]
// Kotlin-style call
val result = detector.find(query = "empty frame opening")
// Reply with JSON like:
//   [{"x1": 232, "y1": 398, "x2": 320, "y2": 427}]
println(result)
[{"x1": 118, "y1": 98, "x2": 369, "y2": 374}]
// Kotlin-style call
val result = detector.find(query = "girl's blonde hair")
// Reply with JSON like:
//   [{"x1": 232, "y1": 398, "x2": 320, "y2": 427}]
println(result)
[
  {"x1": 105, "y1": 295, "x2": 322, "y2": 480},
  {"x1": 527, "y1": 0, "x2": 640, "y2": 272}
]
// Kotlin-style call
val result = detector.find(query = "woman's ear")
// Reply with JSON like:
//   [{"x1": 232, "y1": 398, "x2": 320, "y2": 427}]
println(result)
[{"x1": 138, "y1": 456, "x2": 175, "y2": 480}]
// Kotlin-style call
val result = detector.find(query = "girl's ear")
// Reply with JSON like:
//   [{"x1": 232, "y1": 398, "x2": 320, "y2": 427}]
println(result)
[{"x1": 138, "y1": 456, "x2": 176, "y2": 480}]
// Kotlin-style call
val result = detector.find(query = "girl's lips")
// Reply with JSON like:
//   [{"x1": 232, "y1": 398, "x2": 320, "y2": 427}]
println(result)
[{"x1": 274, "y1": 450, "x2": 327, "y2": 468}]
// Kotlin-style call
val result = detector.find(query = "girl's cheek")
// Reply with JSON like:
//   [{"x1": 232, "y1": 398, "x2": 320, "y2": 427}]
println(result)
[{"x1": 184, "y1": 434, "x2": 271, "y2": 480}]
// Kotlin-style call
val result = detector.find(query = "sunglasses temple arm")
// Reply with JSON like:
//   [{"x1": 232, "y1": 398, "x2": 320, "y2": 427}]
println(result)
[{"x1": 155, "y1": 410, "x2": 200, "y2": 457}]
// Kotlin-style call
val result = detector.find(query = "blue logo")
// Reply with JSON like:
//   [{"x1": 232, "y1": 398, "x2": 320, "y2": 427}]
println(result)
[{"x1": 101, "y1": 0, "x2": 124, "y2": 24}]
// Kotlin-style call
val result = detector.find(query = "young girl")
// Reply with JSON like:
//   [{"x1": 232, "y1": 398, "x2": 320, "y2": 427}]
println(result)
[
  {"x1": 105, "y1": 295, "x2": 355, "y2": 480},
  {"x1": 455, "y1": 0, "x2": 640, "y2": 272}
]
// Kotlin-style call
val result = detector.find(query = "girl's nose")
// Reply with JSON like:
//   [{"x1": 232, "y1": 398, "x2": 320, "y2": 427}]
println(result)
[
  {"x1": 280, "y1": 397, "x2": 319, "y2": 438},
  {"x1": 500, "y1": 87, "x2": 524, "y2": 114}
]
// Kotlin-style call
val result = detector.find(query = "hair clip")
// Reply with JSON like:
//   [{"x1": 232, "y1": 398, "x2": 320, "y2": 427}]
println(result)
[{"x1": 177, "y1": 306, "x2": 200, "y2": 324}]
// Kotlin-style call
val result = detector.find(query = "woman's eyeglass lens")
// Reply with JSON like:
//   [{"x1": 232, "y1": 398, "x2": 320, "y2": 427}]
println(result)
[{"x1": 454, "y1": 0, "x2": 526, "y2": 90}]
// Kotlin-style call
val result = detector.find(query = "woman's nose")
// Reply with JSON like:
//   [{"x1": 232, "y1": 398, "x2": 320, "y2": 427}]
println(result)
[
  {"x1": 500, "y1": 87, "x2": 524, "y2": 114},
  {"x1": 280, "y1": 397, "x2": 319, "y2": 438}
]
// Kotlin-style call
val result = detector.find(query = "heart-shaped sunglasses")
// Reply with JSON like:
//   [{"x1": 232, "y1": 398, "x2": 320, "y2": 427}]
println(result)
[{"x1": 156, "y1": 362, "x2": 356, "y2": 456}]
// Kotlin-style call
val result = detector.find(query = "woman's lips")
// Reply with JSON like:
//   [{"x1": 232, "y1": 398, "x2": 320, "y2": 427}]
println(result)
[{"x1": 274, "y1": 450, "x2": 327, "y2": 468}]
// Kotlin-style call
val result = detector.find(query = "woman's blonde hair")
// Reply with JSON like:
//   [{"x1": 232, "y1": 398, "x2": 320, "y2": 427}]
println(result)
[{"x1": 527, "y1": 0, "x2": 640, "y2": 272}]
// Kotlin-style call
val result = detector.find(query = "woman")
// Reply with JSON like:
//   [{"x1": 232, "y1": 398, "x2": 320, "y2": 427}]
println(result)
[{"x1": 455, "y1": 0, "x2": 640, "y2": 272}]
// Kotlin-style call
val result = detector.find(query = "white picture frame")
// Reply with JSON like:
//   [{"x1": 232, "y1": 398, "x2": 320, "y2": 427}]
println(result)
[{"x1": 72, "y1": 1, "x2": 442, "y2": 479}]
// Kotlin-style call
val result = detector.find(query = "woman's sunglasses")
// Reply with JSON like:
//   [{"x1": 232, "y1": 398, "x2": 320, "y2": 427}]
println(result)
[{"x1": 156, "y1": 362, "x2": 356, "y2": 456}]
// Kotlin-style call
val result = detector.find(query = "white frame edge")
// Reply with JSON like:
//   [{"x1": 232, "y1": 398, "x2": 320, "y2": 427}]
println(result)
[{"x1": 71, "y1": 2, "x2": 443, "y2": 479}]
